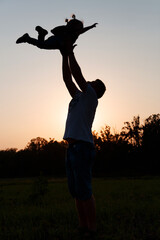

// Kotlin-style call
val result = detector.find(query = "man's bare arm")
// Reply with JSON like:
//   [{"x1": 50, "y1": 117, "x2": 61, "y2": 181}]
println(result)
[
  {"x1": 62, "y1": 55, "x2": 78, "y2": 98},
  {"x1": 68, "y1": 52, "x2": 87, "y2": 92}
]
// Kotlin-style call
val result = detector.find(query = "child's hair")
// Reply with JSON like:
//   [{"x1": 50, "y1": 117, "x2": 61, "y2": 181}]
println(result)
[{"x1": 65, "y1": 14, "x2": 83, "y2": 31}]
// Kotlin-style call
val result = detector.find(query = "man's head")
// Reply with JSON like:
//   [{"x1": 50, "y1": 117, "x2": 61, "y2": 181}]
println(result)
[{"x1": 90, "y1": 79, "x2": 106, "y2": 99}]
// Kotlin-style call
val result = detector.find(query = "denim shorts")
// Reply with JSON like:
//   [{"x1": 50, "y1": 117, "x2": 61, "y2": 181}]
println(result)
[{"x1": 65, "y1": 141, "x2": 95, "y2": 201}]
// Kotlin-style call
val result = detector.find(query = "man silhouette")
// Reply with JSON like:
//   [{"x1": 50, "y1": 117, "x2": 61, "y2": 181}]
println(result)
[{"x1": 60, "y1": 43, "x2": 106, "y2": 239}]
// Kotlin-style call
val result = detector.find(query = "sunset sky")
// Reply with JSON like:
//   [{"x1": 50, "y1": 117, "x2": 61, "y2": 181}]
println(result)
[{"x1": 0, "y1": 0, "x2": 160, "y2": 150}]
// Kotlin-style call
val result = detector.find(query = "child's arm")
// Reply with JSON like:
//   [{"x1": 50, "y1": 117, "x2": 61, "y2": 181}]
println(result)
[{"x1": 80, "y1": 23, "x2": 98, "y2": 34}]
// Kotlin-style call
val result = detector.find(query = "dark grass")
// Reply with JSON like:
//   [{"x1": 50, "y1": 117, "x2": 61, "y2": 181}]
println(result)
[{"x1": 0, "y1": 177, "x2": 160, "y2": 240}]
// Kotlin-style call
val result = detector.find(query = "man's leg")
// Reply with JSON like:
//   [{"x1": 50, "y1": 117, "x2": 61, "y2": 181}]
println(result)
[
  {"x1": 75, "y1": 199, "x2": 88, "y2": 229},
  {"x1": 84, "y1": 195, "x2": 96, "y2": 232},
  {"x1": 74, "y1": 142, "x2": 96, "y2": 234},
  {"x1": 76, "y1": 195, "x2": 96, "y2": 232}
]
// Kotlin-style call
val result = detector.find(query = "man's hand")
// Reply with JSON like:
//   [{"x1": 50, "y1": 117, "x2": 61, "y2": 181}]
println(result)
[{"x1": 60, "y1": 37, "x2": 77, "y2": 56}]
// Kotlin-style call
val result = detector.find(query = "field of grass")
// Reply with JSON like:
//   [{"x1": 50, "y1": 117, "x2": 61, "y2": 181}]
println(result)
[{"x1": 0, "y1": 177, "x2": 160, "y2": 240}]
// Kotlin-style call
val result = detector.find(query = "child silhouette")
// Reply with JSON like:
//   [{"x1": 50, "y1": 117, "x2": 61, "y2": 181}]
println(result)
[{"x1": 16, "y1": 14, "x2": 98, "y2": 50}]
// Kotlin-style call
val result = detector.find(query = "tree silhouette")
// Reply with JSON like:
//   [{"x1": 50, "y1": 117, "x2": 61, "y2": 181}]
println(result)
[
  {"x1": 142, "y1": 114, "x2": 160, "y2": 173},
  {"x1": 121, "y1": 115, "x2": 142, "y2": 147},
  {"x1": 26, "y1": 137, "x2": 48, "y2": 151},
  {"x1": 142, "y1": 114, "x2": 160, "y2": 150},
  {"x1": 100, "y1": 125, "x2": 113, "y2": 142},
  {"x1": 0, "y1": 114, "x2": 160, "y2": 177}
]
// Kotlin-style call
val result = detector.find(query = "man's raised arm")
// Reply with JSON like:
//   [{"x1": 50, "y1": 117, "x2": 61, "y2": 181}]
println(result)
[
  {"x1": 68, "y1": 52, "x2": 87, "y2": 92},
  {"x1": 62, "y1": 54, "x2": 78, "y2": 98}
]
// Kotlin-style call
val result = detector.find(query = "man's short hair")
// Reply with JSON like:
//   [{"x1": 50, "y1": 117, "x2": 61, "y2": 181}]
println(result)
[{"x1": 96, "y1": 79, "x2": 106, "y2": 98}]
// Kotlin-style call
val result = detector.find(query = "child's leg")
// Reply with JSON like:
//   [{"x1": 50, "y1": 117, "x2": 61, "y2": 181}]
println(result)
[
  {"x1": 16, "y1": 33, "x2": 61, "y2": 50},
  {"x1": 16, "y1": 33, "x2": 40, "y2": 47},
  {"x1": 35, "y1": 26, "x2": 48, "y2": 42},
  {"x1": 16, "y1": 33, "x2": 30, "y2": 44}
]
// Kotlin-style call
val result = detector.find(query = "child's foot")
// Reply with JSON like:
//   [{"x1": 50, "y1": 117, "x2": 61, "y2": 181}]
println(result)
[
  {"x1": 16, "y1": 33, "x2": 29, "y2": 44},
  {"x1": 35, "y1": 26, "x2": 48, "y2": 36}
]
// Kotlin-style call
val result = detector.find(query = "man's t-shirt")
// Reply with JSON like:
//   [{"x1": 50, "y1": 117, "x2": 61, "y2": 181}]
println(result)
[{"x1": 63, "y1": 83, "x2": 98, "y2": 144}]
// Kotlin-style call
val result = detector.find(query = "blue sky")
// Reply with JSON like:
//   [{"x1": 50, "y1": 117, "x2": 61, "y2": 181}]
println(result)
[{"x1": 0, "y1": 0, "x2": 160, "y2": 149}]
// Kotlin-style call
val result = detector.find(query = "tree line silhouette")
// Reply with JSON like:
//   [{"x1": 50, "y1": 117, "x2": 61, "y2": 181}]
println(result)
[{"x1": 0, "y1": 114, "x2": 160, "y2": 178}]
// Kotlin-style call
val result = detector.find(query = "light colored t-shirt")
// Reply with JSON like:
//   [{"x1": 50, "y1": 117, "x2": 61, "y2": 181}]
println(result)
[{"x1": 63, "y1": 83, "x2": 98, "y2": 143}]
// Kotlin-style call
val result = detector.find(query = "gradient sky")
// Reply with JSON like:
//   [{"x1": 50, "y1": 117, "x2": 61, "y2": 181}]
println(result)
[{"x1": 0, "y1": 0, "x2": 160, "y2": 150}]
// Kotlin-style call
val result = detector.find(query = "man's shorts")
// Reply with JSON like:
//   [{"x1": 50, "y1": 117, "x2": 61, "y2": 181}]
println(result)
[{"x1": 65, "y1": 141, "x2": 95, "y2": 201}]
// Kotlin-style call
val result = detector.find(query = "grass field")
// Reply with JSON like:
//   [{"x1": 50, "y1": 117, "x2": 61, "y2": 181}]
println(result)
[{"x1": 0, "y1": 177, "x2": 160, "y2": 240}]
